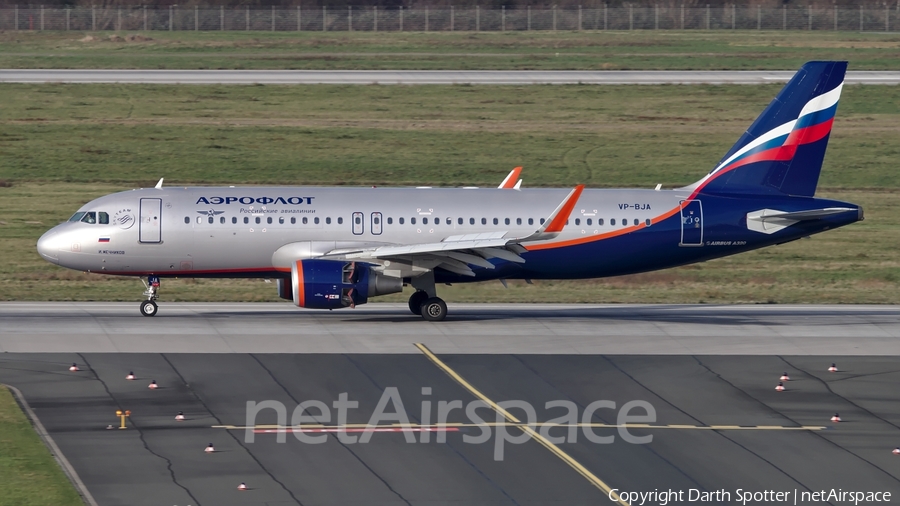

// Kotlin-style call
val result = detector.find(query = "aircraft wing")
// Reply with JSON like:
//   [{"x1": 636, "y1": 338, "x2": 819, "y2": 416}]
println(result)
[{"x1": 326, "y1": 185, "x2": 584, "y2": 277}]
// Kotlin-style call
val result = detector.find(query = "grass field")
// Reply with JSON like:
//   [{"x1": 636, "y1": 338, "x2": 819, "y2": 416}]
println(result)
[
  {"x1": 1, "y1": 83, "x2": 898, "y2": 303},
  {"x1": 4, "y1": 30, "x2": 900, "y2": 70},
  {"x1": 2, "y1": 83, "x2": 900, "y2": 188},
  {"x1": 0, "y1": 387, "x2": 84, "y2": 506}
]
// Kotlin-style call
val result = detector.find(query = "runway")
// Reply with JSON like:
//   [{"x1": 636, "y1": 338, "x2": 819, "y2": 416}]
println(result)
[
  {"x1": 1, "y1": 302, "x2": 898, "y2": 354},
  {"x1": 3, "y1": 69, "x2": 900, "y2": 85}
]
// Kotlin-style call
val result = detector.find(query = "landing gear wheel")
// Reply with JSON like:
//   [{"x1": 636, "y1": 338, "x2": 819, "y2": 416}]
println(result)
[
  {"x1": 420, "y1": 297, "x2": 447, "y2": 322},
  {"x1": 140, "y1": 300, "x2": 158, "y2": 317},
  {"x1": 408, "y1": 291, "x2": 429, "y2": 315}
]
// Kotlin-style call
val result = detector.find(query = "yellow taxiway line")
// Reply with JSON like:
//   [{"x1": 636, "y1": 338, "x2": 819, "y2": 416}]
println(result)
[
  {"x1": 414, "y1": 342, "x2": 631, "y2": 506},
  {"x1": 210, "y1": 345, "x2": 828, "y2": 506}
]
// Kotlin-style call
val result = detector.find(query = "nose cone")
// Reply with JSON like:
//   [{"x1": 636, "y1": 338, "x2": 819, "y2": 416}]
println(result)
[{"x1": 37, "y1": 229, "x2": 60, "y2": 264}]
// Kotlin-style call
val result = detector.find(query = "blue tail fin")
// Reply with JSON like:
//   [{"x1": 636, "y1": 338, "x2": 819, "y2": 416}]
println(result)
[{"x1": 689, "y1": 61, "x2": 847, "y2": 197}]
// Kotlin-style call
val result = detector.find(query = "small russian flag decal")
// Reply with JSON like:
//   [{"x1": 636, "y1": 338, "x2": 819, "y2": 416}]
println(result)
[{"x1": 98, "y1": 238, "x2": 110, "y2": 243}]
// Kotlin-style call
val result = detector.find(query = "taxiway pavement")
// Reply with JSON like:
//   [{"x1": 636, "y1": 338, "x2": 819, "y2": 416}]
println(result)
[
  {"x1": 3, "y1": 69, "x2": 900, "y2": 85},
  {"x1": 4, "y1": 303, "x2": 899, "y2": 505},
  {"x1": 2, "y1": 352, "x2": 899, "y2": 506}
]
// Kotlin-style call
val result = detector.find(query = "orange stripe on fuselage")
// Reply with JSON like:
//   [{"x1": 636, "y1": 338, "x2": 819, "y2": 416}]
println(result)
[
  {"x1": 295, "y1": 260, "x2": 305, "y2": 307},
  {"x1": 525, "y1": 199, "x2": 683, "y2": 251}
]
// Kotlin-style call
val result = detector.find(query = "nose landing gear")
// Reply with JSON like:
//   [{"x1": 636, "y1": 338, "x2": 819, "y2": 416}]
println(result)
[{"x1": 140, "y1": 276, "x2": 160, "y2": 317}]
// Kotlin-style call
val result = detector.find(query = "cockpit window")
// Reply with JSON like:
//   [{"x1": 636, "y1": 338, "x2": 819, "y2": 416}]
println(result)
[
  {"x1": 68, "y1": 212, "x2": 86, "y2": 222},
  {"x1": 80, "y1": 212, "x2": 97, "y2": 224},
  {"x1": 99, "y1": 212, "x2": 109, "y2": 225}
]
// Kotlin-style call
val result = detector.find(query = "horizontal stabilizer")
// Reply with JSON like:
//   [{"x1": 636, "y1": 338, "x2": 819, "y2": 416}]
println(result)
[
  {"x1": 747, "y1": 207, "x2": 855, "y2": 234},
  {"x1": 751, "y1": 207, "x2": 855, "y2": 221}
]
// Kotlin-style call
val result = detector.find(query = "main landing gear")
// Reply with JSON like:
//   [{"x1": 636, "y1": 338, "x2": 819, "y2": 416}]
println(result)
[
  {"x1": 408, "y1": 290, "x2": 429, "y2": 315},
  {"x1": 140, "y1": 276, "x2": 160, "y2": 317},
  {"x1": 408, "y1": 272, "x2": 448, "y2": 322}
]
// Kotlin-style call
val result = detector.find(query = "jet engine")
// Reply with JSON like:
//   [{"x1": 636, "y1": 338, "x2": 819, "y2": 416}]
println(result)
[{"x1": 284, "y1": 259, "x2": 402, "y2": 310}]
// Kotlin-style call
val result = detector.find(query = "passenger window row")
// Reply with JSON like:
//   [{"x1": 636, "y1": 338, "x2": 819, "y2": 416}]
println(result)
[
  {"x1": 183, "y1": 215, "x2": 653, "y2": 228},
  {"x1": 385, "y1": 217, "x2": 650, "y2": 227},
  {"x1": 184, "y1": 216, "x2": 328, "y2": 225}
]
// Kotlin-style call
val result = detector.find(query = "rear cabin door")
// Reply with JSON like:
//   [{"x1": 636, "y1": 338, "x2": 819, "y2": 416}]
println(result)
[
  {"x1": 679, "y1": 200, "x2": 703, "y2": 247},
  {"x1": 139, "y1": 198, "x2": 162, "y2": 243}
]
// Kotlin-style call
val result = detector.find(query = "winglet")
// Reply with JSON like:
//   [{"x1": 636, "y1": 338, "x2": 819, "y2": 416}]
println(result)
[
  {"x1": 542, "y1": 185, "x2": 584, "y2": 233},
  {"x1": 154, "y1": 178, "x2": 164, "y2": 189},
  {"x1": 498, "y1": 167, "x2": 523, "y2": 189},
  {"x1": 513, "y1": 185, "x2": 584, "y2": 244}
]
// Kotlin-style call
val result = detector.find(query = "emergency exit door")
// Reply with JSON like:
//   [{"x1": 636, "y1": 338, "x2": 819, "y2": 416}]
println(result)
[
  {"x1": 371, "y1": 212, "x2": 383, "y2": 235},
  {"x1": 139, "y1": 198, "x2": 162, "y2": 243},
  {"x1": 352, "y1": 212, "x2": 364, "y2": 235}
]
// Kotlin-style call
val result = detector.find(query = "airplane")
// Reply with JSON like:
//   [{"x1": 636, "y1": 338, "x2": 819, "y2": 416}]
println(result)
[{"x1": 36, "y1": 61, "x2": 862, "y2": 321}]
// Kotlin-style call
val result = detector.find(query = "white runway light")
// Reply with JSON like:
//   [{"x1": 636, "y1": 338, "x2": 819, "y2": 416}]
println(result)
[{"x1": 68, "y1": 363, "x2": 79, "y2": 372}]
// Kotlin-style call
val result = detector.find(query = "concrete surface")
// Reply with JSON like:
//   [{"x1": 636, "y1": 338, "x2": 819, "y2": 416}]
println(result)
[
  {"x1": 1, "y1": 302, "x2": 898, "y2": 355},
  {"x1": 2, "y1": 69, "x2": 900, "y2": 85}
]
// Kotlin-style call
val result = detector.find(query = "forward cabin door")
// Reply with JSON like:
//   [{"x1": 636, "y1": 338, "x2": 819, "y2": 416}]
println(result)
[
  {"x1": 679, "y1": 200, "x2": 703, "y2": 247},
  {"x1": 139, "y1": 198, "x2": 162, "y2": 243}
]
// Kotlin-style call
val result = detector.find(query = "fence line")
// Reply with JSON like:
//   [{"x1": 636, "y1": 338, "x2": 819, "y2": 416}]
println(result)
[{"x1": 1, "y1": 6, "x2": 899, "y2": 32}]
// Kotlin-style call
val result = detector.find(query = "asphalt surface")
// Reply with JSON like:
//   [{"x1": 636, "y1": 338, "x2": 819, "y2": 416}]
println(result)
[
  {"x1": 3, "y1": 69, "x2": 900, "y2": 85},
  {"x1": 2, "y1": 353, "x2": 899, "y2": 506},
  {"x1": 4, "y1": 304, "x2": 899, "y2": 505},
  {"x1": 2, "y1": 302, "x2": 899, "y2": 354}
]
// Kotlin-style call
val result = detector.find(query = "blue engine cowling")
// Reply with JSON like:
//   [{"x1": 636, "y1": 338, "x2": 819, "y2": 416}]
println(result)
[{"x1": 288, "y1": 259, "x2": 402, "y2": 309}]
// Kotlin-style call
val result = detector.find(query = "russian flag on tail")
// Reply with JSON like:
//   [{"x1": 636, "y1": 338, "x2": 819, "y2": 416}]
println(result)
[
  {"x1": 686, "y1": 61, "x2": 847, "y2": 198},
  {"x1": 98, "y1": 237, "x2": 110, "y2": 243},
  {"x1": 711, "y1": 82, "x2": 841, "y2": 177}
]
